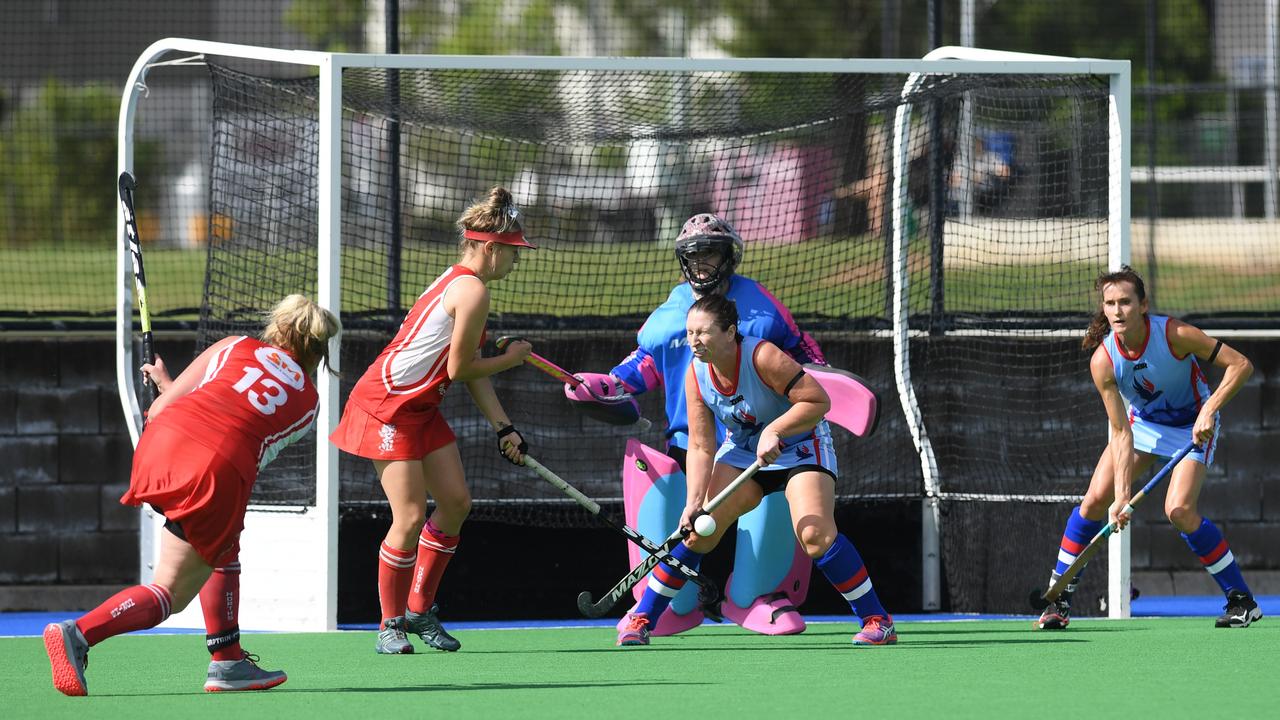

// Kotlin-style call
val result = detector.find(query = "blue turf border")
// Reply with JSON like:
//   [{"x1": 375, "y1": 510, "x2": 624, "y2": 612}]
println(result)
[{"x1": 3, "y1": 595, "x2": 1272, "y2": 637}]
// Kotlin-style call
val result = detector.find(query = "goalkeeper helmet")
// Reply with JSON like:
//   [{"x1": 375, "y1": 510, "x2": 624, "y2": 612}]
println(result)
[{"x1": 674, "y1": 213, "x2": 743, "y2": 294}]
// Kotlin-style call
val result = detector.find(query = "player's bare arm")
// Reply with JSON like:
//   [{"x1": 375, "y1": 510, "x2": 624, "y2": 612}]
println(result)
[
  {"x1": 1169, "y1": 319, "x2": 1253, "y2": 445},
  {"x1": 682, "y1": 365, "x2": 716, "y2": 531},
  {"x1": 145, "y1": 336, "x2": 240, "y2": 421},
  {"x1": 445, "y1": 277, "x2": 530, "y2": 381},
  {"x1": 753, "y1": 341, "x2": 830, "y2": 463},
  {"x1": 1091, "y1": 344, "x2": 1136, "y2": 528}
]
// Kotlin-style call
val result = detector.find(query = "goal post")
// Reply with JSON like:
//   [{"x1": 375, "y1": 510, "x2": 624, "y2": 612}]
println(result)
[
  {"x1": 891, "y1": 47, "x2": 1131, "y2": 615},
  {"x1": 118, "y1": 40, "x2": 1131, "y2": 629},
  {"x1": 117, "y1": 39, "x2": 339, "y2": 632}
]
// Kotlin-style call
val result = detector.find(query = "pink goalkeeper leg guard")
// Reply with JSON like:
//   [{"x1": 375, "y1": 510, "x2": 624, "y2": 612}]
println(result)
[
  {"x1": 621, "y1": 439, "x2": 705, "y2": 636},
  {"x1": 719, "y1": 491, "x2": 810, "y2": 636},
  {"x1": 720, "y1": 541, "x2": 810, "y2": 636}
]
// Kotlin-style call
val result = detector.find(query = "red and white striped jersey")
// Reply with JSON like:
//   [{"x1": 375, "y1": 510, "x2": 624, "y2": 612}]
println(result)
[
  {"x1": 150, "y1": 336, "x2": 319, "y2": 482},
  {"x1": 346, "y1": 264, "x2": 484, "y2": 423}
]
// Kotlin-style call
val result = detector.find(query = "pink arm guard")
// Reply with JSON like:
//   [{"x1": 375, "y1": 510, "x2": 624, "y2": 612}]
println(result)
[
  {"x1": 805, "y1": 364, "x2": 880, "y2": 437},
  {"x1": 565, "y1": 372, "x2": 643, "y2": 426}
]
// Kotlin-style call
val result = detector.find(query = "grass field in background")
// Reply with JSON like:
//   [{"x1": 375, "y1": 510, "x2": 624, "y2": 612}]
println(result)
[
  {"x1": 2, "y1": 619, "x2": 1275, "y2": 718},
  {"x1": 1, "y1": 241, "x2": 1276, "y2": 324}
]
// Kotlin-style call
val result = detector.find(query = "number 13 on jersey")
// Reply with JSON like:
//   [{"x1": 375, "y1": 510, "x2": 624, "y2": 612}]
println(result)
[{"x1": 231, "y1": 346, "x2": 307, "y2": 415}]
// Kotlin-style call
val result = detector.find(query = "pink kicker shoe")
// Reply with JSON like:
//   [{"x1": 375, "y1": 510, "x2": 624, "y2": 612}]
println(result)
[
  {"x1": 852, "y1": 615, "x2": 897, "y2": 646},
  {"x1": 720, "y1": 591, "x2": 807, "y2": 636}
]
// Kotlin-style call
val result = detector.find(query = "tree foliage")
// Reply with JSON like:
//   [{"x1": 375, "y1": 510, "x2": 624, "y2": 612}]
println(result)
[{"x1": 0, "y1": 79, "x2": 159, "y2": 246}]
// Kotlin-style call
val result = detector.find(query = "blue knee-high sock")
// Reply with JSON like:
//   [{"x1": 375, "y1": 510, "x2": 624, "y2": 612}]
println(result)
[
  {"x1": 634, "y1": 542, "x2": 704, "y2": 619},
  {"x1": 1049, "y1": 507, "x2": 1104, "y2": 596},
  {"x1": 816, "y1": 533, "x2": 888, "y2": 621},
  {"x1": 1182, "y1": 517, "x2": 1251, "y2": 597}
]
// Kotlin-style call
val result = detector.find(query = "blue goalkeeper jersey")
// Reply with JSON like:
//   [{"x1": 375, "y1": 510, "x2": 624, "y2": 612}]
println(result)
[
  {"x1": 611, "y1": 276, "x2": 814, "y2": 450},
  {"x1": 1104, "y1": 314, "x2": 1210, "y2": 427}
]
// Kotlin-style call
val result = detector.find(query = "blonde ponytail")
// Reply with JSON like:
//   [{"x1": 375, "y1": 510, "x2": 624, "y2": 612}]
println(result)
[
  {"x1": 261, "y1": 294, "x2": 341, "y2": 373},
  {"x1": 457, "y1": 186, "x2": 523, "y2": 255}
]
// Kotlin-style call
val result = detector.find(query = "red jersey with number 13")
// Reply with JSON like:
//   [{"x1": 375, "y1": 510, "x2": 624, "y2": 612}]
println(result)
[
  {"x1": 151, "y1": 336, "x2": 319, "y2": 483},
  {"x1": 345, "y1": 264, "x2": 484, "y2": 423}
]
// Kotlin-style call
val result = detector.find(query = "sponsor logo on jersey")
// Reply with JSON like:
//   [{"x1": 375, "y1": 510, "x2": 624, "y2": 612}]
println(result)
[
  {"x1": 731, "y1": 408, "x2": 763, "y2": 439},
  {"x1": 256, "y1": 345, "x2": 307, "y2": 390},
  {"x1": 1132, "y1": 374, "x2": 1163, "y2": 404},
  {"x1": 379, "y1": 423, "x2": 397, "y2": 453},
  {"x1": 796, "y1": 444, "x2": 813, "y2": 459}
]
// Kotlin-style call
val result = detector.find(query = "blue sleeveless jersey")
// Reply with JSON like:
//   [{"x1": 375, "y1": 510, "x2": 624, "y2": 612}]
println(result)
[
  {"x1": 612, "y1": 276, "x2": 808, "y2": 450},
  {"x1": 692, "y1": 337, "x2": 835, "y2": 467},
  {"x1": 1103, "y1": 315, "x2": 1209, "y2": 427}
]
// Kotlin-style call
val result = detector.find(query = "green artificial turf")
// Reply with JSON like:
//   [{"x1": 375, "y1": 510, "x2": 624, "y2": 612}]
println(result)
[{"x1": 2, "y1": 618, "x2": 1276, "y2": 718}]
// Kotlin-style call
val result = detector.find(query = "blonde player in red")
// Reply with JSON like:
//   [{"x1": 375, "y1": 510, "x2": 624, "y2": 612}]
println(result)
[
  {"x1": 331, "y1": 186, "x2": 535, "y2": 655},
  {"x1": 42, "y1": 294, "x2": 340, "y2": 696}
]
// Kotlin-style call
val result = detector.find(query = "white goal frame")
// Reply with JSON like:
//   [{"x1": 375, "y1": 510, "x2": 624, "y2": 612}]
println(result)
[
  {"x1": 117, "y1": 39, "x2": 1131, "y2": 628},
  {"x1": 892, "y1": 47, "x2": 1132, "y2": 616}
]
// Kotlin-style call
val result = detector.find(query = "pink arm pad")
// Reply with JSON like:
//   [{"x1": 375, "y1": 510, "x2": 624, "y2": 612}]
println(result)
[{"x1": 565, "y1": 372, "x2": 642, "y2": 426}]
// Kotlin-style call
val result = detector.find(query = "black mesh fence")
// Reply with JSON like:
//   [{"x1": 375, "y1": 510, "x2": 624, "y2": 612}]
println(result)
[
  {"x1": 197, "y1": 61, "x2": 1121, "y2": 616},
  {"x1": 3, "y1": 0, "x2": 1276, "y2": 614}
]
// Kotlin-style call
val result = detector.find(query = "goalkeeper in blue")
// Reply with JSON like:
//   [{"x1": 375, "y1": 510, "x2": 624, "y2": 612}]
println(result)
[
  {"x1": 1036, "y1": 266, "x2": 1261, "y2": 630},
  {"x1": 572, "y1": 214, "x2": 825, "y2": 637},
  {"x1": 616, "y1": 294, "x2": 895, "y2": 647}
]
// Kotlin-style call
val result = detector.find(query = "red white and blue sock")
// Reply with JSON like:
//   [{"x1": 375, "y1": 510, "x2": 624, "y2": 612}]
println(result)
[
  {"x1": 1047, "y1": 506, "x2": 1104, "y2": 598},
  {"x1": 200, "y1": 558, "x2": 242, "y2": 661},
  {"x1": 75, "y1": 584, "x2": 172, "y2": 646},
  {"x1": 634, "y1": 542, "x2": 704, "y2": 619},
  {"x1": 1182, "y1": 517, "x2": 1251, "y2": 597},
  {"x1": 406, "y1": 518, "x2": 459, "y2": 615},
  {"x1": 816, "y1": 533, "x2": 888, "y2": 621}
]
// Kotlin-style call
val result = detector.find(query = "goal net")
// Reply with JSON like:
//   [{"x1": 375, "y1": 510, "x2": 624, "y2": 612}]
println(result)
[{"x1": 119, "y1": 42, "x2": 1129, "y2": 623}]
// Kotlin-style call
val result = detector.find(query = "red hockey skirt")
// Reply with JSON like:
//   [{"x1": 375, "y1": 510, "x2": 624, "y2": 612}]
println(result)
[{"x1": 122, "y1": 423, "x2": 250, "y2": 567}]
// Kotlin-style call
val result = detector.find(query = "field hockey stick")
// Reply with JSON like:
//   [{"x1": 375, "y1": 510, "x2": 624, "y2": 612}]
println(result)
[
  {"x1": 118, "y1": 171, "x2": 155, "y2": 405},
  {"x1": 1029, "y1": 441, "x2": 1198, "y2": 610},
  {"x1": 522, "y1": 456, "x2": 717, "y2": 598},
  {"x1": 576, "y1": 460, "x2": 762, "y2": 618},
  {"x1": 496, "y1": 336, "x2": 652, "y2": 431}
]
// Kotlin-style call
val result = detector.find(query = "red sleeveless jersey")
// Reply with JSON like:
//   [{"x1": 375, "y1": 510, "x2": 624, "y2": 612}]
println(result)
[
  {"x1": 346, "y1": 265, "x2": 484, "y2": 423},
  {"x1": 150, "y1": 336, "x2": 319, "y2": 483}
]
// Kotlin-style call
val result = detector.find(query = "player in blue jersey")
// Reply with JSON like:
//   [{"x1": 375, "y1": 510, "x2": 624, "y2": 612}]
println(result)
[
  {"x1": 615, "y1": 294, "x2": 895, "y2": 647},
  {"x1": 580, "y1": 214, "x2": 825, "y2": 637},
  {"x1": 1036, "y1": 266, "x2": 1260, "y2": 630}
]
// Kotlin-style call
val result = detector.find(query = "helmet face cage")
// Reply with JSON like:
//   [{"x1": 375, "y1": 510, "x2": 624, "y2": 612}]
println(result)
[{"x1": 674, "y1": 215, "x2": 743, "y2": 293}]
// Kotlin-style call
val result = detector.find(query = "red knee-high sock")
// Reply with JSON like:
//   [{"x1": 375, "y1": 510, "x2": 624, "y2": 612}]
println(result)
[
  {"x1": 75, "y1": 584, "x2": 172, "y2": 647},
  {"x1": 406, "y1": 519, "x2": 459, "y2": 615},
  {"x1": 378, "y1": 541, "x2": 416, "y2": 622},
  {"x1": 200, "y1": 557, "x2": 242, "y2": 662}
]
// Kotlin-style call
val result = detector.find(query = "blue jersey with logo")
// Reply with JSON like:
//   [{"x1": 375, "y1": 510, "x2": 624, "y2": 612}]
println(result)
[
  {"x1": 1104, "y1": 314, "x2": 1209, "y2": 427},
  {"x1": 611, "y1": 276, "x2": 814, "y2": 450},
  {"x1": 691, "y1": 337, "x2": 833, "y2": 461}
]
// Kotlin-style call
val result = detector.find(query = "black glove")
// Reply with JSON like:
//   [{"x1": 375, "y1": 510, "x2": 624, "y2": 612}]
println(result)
[{"x1": 496, "y1": 424, "x2": 528, "y2": 465}]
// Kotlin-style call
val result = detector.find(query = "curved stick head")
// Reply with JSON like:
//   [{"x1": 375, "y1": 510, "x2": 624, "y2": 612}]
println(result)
[
  {"x1": 1028, "y1": 588, "x2": 1052, "y2": 611},
  {"x1": 495, "y1": 335, "x2": 525, "y2": 351},
  {"x1": 577, "y1": 590, "x2": 607, "y2": 618}
]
